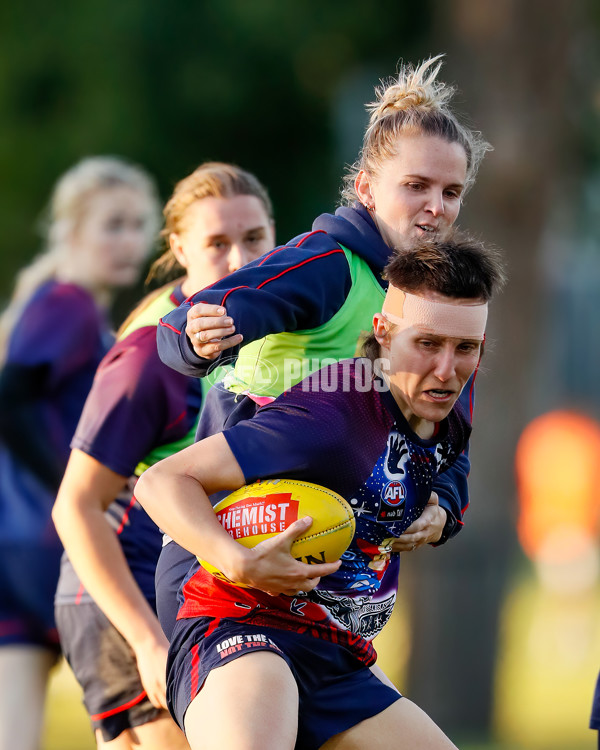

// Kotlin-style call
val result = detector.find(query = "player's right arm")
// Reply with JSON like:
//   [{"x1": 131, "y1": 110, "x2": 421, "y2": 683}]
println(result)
[
  {"x1": 135, "y1": 433, "x2": 340, "y2": 596},
  {"x1": 52, "y1": 452, "x2": 169, "y2": 709},
  {"x1": 52, "y1": 328, "x2": 194, "y2": 710},
  {"x1": 157, "y1": 234, "x2": 351, "y2": 376}
]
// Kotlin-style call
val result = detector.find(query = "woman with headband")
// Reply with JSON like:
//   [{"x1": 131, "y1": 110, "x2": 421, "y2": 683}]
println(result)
[
  {"x1": 154, "y1": 54, "x2": 491, "y2": 635},
  {"x1": 135, "y1": 235, "x2": 505, "y2": 750}
]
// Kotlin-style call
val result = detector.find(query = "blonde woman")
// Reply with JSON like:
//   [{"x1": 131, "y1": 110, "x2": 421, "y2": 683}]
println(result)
[
  {"x1": 52, "y1": 163, "x2": 275, "y2": 750},
  {"x1": 155, "y1": 56, "x2": 492, "y2": 640},
  {"x1": 0, "y1": 156, "x2": 159, "y2": 750}
]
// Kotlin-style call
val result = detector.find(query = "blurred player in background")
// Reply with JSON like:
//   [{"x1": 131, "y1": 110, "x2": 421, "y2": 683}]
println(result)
[
  {"x1": 52, "y1": 163, "x2": 275, "y2": 750},
  {"x1": 0, "y1": 156, "x2": 159, "y2": 750}
]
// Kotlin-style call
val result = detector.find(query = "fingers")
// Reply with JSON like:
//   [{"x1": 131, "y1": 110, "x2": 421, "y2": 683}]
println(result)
[
  {"x1": 282, "y1": 515, "x2": 313, "y2": 543},
  {"x1": 147, "y1": 688, "x2": 167, "y2": 710},
  {"x1": 426, "y1": 491, "x2": 439, "y2": 506},
  {"x1": 187, "y1": 303, "x2": 228, "y2": 320},
  {"x1": 185, "y1": 303, "x2": 243, "y2": 359}
]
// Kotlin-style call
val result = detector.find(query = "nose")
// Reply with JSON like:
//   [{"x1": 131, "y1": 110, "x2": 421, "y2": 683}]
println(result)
[
  {"x1": 227, "y1": 244, "x2": 248, "y2": 273},
  {"x1": 124, "y1": 226, "x2": 149, "y2": 261},
  {"x1": 433, "y1": 346, "x2": 456, "y2": 382},
  {"x1": 425, "y1": 190, "x2": 445, "y2": 217}
]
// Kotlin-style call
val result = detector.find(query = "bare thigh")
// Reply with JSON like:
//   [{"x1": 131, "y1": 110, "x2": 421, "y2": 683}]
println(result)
[
  {"x1": 320, "y1": 697, "x2": 458, "y2": 750},
  {"x1": 184, "y1": 651, "x2": 299, "y2": 750},
  {"x1": 96, "y1": 712, "x2": 190, "y2": 750}
]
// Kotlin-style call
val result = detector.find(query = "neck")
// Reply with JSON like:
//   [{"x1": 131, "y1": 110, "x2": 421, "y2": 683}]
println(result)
[
  {"x1": 55, "y1": 269, "x2": 112, "y2": 308},
  {"x1": 381, "y1": 372, "x2": 435, "y2": 439}
]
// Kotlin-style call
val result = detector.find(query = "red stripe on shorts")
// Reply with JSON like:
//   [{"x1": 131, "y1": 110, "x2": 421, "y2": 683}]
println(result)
[
  {"x1": 190, "y1": 643, "x2": 201, "y2": 701},
  {"x1": 90, "y1": 690, "x2": 147, "y2": 720}
]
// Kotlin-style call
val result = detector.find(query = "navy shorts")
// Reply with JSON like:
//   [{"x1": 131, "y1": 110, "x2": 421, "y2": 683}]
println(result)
[
  {"x1": 0, "y1": 542, "x2": 62, "y2": 651},
  {"x1": 55, "y1": 601, "x2": 161, "y2": 742},
  {"x1": 155, "y1": 540, "x2": 196, "y2": 641},
  {"x1": 168, "y1": 617, "x2": 401, "y2": 750}
]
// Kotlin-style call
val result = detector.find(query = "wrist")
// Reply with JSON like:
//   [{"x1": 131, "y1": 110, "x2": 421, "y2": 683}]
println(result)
[{"x1": 432, "y1": 508, "x2": 458, "y2": 547}]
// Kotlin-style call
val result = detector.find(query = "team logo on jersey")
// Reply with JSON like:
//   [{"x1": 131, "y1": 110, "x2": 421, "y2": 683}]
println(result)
[{"x1": 377, "y1": 481, "x2": 406, "y2": 522}]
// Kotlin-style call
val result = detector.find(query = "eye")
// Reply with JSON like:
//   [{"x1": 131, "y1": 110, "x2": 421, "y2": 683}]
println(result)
[
  {"x1": 443, "y1": 188, "x2": 462, "y2": 200},
  {"x1": 211, "y1": 240, "x2": 230, "y2": 252},
  {"x1": 407, "y1": 182, "x2": 424, "y2": 191},
  {"x1": 106, "y1": 216, "x2": 126, "y2": 232},
  {"x1": 457, "y1": 342, "x2": 480, "y2": 354}
]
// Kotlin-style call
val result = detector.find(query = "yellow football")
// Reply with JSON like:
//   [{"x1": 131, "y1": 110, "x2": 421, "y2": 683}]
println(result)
[{"x1": 199, "y1": 478, "x2": 355, "y2": 586}]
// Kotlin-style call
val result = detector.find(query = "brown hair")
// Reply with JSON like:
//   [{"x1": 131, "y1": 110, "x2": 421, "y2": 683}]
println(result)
[
  {"x1": 342, "y1": 55, "x2": 491, "y2": 204},
  {"x1": 146, "y1": 161, "x2": 273, "y2": 285},
  {"x1": 118, "y1": 162, "x2": 273, "y2": 335},
  {"x1": 361, "y1": 232, "x2": 506, "y2": 362}
]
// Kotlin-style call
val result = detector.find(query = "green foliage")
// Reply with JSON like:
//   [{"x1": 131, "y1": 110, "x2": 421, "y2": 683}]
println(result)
[{"x1": 0, "y1": 0, "x2": 429, "y2": 306}]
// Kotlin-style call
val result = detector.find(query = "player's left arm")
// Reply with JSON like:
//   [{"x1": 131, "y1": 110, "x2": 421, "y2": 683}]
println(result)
[
  {"x1": 428, "y1": 370, "x2": 476, "y2": 545},
  {"x1": 397, "y1": 373, "x2": 474, "y2": 550}
]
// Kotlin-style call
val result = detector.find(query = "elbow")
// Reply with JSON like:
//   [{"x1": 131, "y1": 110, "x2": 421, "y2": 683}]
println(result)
[
  {"x1": 134, "y1": 466, "x2": 160, "y2": 517},
  {"x1": 51, "y1": 491, "x2": 69, "y2": 540}
]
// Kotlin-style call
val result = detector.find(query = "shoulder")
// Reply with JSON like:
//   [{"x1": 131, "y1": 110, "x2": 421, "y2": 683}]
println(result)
[
  {"x1": 32, "y1": 281, "x2": 98, "y2": 314},
  {"x1": 441, "y1": 401, "x2": 472, "y2": 458},
  {"x1": 101, "y1": 325, "x2": 187, "y2": 389},
  {"x1": 240, "y1": 230, "x2": 349, "y2": 279},
  {"x1": 281, "y1": 359, "x2": 389, "y2": 430}
]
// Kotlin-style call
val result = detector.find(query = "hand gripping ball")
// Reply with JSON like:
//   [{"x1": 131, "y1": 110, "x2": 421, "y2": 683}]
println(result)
[{"x1": 199, "y1": 478, "x2": 356, "y2": 586}]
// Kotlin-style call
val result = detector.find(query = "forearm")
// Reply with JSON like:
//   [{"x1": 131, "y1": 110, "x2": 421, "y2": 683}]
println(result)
[
  {"x1": 53, "y1": 497, "x2": 164, "y2": 649},
  {"x1": 432, "y1": 450, "x2": 470, "y2": 545},
  {"x1": 135, "y1": 467, "x2": 246, "y2": 579}
]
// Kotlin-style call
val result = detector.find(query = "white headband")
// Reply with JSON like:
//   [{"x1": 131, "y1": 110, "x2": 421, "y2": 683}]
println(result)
[{"x1": 382, "y1": 285, "x2": 488, "y2": 341}]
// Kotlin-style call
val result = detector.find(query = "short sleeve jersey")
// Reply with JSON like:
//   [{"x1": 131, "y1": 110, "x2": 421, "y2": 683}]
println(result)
[
  {"x1": 178, "y1": 359, "x2": 471, "y2": 665},
  {"x1": 55, "y1": 286, "x2": 204, "y2": 605},
  {"x1": 0, "y1": 280, "x2": 112, "y2": 542}
]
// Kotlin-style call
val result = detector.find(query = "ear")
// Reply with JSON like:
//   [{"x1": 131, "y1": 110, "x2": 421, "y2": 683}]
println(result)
[
  {"x1": 355, "y1": 170, "x2": 374, "y2": 209},
  {"x1": 373, "y1": 313, "x2": 390, "y2": 348},
  {"x1": 169, "y1": 233, "x2": 188, "y2": 269}
]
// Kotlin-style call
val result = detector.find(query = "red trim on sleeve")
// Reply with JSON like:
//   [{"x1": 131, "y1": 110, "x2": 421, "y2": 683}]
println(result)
[
  {"x1": 255, "y1": 249, "x2": 344, "y2": 290},
  {"x1": 258, "y1": 230, "x2": 328, "y2": 265},
  {"x1": 221, "y1": 285, "x2": 250, "y2": 306},
  {"x1": 158, "y1": 318, "x2": 182, "y2": 334},
  {"x1": 166, "y1": 409, "x2": 187, "y2": 431},
  {"x1": 90, "y1": 690, "x2": 148, "y2": 720}
]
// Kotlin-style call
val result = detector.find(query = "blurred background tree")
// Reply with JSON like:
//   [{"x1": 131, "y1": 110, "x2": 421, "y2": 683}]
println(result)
[{"x1": 1, "y1": 1, "x2": 600, "y2": 747}]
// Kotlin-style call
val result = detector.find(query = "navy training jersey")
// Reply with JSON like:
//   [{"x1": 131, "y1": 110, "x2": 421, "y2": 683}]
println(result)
[
  {"x1": 0, "y1": 280, "x2": 112, "y2": 543},
  {"x1": 177, "y1": 358, "x2": 471, "y2": 665}
]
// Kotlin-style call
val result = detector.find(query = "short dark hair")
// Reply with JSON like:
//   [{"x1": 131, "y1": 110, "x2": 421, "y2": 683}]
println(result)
[
  {"x1": 361, "y1": 232, "x2": 506, "y2": 362},
  {"x1": 385, "y1": 233, "x2": 505, "y2": 302}
]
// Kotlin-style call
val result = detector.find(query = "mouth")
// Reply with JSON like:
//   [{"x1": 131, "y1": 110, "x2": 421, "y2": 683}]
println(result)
[
  {"x1": 416, "y1": 224, "x2": 436, "y2": 235},
  {"x1": 423, "y1": 388, "x2": 454, "y2": 402}
]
